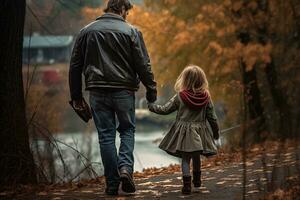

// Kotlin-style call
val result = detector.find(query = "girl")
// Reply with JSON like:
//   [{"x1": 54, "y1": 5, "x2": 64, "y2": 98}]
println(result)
[{"x1": 148, "y1": 65, "x2": 220, "y2": 195}]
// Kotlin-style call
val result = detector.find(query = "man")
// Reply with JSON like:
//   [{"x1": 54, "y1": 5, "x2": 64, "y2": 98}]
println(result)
[{"x1": 69, "y1": 0, "x2": 157, "y2": 196}]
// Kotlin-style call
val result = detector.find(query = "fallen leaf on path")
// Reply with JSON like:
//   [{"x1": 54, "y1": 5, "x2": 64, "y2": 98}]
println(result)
[
  {"x1": 159, "y1": 179, "x2": 172, "y2": 183},
  {"x1": 137, "y1": 189, "x2": 155, "y2": 193},
  {"x1": 37, "y1": 192, "x2": 48, "y2": 196},
  {"x1": 246, "y1": 162, "x2": 254, "y2": 166},
  {"x1": 138, "y1": 182, "x2": 154, "y2": 186},
  {"x1": 51, "y1": 192, "x2": 64, "y2": 195},
  {"x1": 223, "y1": 177, "x2": 240, "y2": 181},
  {"x1": 228, "y1": 174, "x2": 241, "y2": 177},
  {"x1": 216, "y1": 181, "x2": 226, "y2": 185},
  {"x1": 247, "y1": 190, "x2": 259, "y2": 194},
  {"x1": 234, "y1": 182, "x2": 242, "y2": 185},
  {"x1": 284, "y1": 152, "x2": 292, "y2": 156},
  {"x1": 266, "y1": 153, "x2": 276, "y2": 157},
  {"x1": 203, "y1": 177, "x2": 216, "y2": 181},
  {"x1": 163, "y1": 185, "x2": 181, "y2": 188},
  {"x1": 246, "y1": 183, "x2": 255, "y2": 187},
  {"x1": 57, "y1": 189, "x2": 69, "y2": 192},
  {"x1": 250, "y1": 147, "x2": 260, "y2": 152},
  {"x1": 81, "y1": 190, "x2": 94, "y2": 193},
  {"x1": 286, "y1": 176, "x2": 297, "y2": 181}
]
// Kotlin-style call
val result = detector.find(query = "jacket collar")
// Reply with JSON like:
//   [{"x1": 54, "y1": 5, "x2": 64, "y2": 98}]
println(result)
[{"x1": 96, "y1": 13, "x2": 125, "y2": 22}]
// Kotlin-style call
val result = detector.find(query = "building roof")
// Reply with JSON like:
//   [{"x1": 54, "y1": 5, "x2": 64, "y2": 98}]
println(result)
[
  {"x1": 23, "y1": 35, "x2": 74, "y2": 48},
  {"x1": 131, "y1": 0, "x2": 143, "y2": 4}
]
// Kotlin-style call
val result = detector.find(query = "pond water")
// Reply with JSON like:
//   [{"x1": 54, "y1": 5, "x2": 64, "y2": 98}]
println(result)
[{"x1": 41, "y1": 130, "x2": 179, "y2": 182}]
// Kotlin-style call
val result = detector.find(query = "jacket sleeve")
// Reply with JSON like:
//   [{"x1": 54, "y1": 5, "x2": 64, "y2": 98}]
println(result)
[
  {"x1": 69, "y1": 32, "x2": 85, "y2": 101},
  {"x1": 132, "y1": 29, "x2": 157, "y2": 103},
  {"x1": 206, "y1": 100, "x2": 220, "y2": 140},
  {"x1": 148, "y1": 95, "x2": 179, "y2": 115}
]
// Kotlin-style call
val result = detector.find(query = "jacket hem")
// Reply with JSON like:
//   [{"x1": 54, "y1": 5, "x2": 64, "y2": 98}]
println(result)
[{"x1": 85, "y1": 84, "x2": 139, "y2": 91}]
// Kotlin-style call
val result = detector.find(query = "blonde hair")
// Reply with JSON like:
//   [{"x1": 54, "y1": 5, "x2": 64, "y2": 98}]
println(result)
[{"x1": 174, "y1": 65, "x2": 209, "y2": 93}]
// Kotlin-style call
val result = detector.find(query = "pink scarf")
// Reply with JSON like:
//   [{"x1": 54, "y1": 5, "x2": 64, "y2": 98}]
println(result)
[{"x1": 179, "y1": 90, "x2": 209, "y2": 109}]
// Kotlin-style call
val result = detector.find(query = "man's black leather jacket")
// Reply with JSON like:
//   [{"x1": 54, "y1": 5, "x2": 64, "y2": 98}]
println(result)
[{"x1": 69, "y1": 13, "x2": 157, "y2": 102}]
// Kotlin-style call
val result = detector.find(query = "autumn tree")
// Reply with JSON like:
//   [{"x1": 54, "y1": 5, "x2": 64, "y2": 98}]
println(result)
[
  {"x1": 139, "y1": 0, "x2": 299, "y2": 140},
  {"x1": 229, "y1": 0, "x2": 270, "y2": 142},
  {"x1": 0, "y1": 0, "x2": 37, "y2": 187},
  {"x1": 229, "y1": 0, "x2": 300, "y2": 139},
  {"x1": 80, "y1": 0, "x2": 300, "y2": 142},
  {"x1": 80, "y1": 1, "x2": 257, "y2": 142}
]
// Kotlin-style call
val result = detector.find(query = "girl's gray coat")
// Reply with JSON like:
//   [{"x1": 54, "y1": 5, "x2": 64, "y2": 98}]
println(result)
[{"x1": 149, "y1": 94, "x2": 219, "y2": 158}]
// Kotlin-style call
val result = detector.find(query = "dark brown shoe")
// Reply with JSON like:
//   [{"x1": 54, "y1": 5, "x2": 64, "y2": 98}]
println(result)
[
  {"x1": 192, "y1": 171, "x2": 201, "y2": 187},
  {"x1": 182, "y1": 176, "x2": 191, "y2": 195},
  {"x1": 120, "y1": 168, "x2": 136, "y2": 193}
]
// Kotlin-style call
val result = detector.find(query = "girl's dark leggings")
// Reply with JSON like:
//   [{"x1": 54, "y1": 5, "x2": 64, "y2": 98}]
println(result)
[{"x1": 181, "y1": 154, "x2": 201, "y2": 176}]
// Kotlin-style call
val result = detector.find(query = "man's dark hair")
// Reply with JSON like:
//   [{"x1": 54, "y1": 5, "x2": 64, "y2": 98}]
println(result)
[{"x1": 104, "y1": 0, "x2": 133, "y2": 14}]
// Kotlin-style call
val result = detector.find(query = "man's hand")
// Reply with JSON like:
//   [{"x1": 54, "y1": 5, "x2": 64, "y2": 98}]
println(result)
[
  {"x1": 73, "y1": 99, "x2": 85, "y2": 110},
  {"x1": 69, "y1": 98, "x2": 92, "y2": 122},
  {"x1": 146, "y1": 90, "x2": 157, "y2": 103}
]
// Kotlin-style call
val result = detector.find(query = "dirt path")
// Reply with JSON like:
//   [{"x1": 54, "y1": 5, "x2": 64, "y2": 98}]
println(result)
[{"x1": 3, "y1": 143, "x2": 300, "y2": 200}]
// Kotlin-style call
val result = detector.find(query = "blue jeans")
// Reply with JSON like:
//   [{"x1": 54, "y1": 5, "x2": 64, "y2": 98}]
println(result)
[{"x1": 89, "y1": 89, "x2": 135, "y2": 189}]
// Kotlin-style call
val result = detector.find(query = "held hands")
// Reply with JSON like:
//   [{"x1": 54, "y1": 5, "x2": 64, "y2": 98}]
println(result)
[
  {"x1": 146, "y1": 90, "x2": 157, "y2": 103},
  {"x1": 146, "y1": 88, "x2": 156, "y2": 113},
  {"x1": 147, "y1": 102, "x2": 155, "y2": 112}
]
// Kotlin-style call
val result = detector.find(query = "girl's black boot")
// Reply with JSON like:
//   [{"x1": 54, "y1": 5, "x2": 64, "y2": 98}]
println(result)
[
  {"x1": 192, "y1": 171, "x2": 201, "y2": 187},
  {"x1": 182, "y1": 176, "x2": 192, "y2": 195}
]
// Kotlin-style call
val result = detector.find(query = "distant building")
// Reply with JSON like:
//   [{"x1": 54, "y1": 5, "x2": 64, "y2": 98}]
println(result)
[
  {"x1": 23, "y1": 35, "x2": 74, "y2": 65},
  {"x1": 131, "y1": 0, "x2": 143, "y2": 4}
]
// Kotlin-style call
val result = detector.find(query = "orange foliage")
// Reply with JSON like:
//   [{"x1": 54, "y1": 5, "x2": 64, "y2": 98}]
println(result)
[
  {"x1": 80, "y1": 0, "x2": 299, "y2": 135},
  {"x1": 80, "y1": 2, "x2": 243, "y2": 127},
  {"x1": 81, "y1": 7, "x2": 103, "y2": 21}
]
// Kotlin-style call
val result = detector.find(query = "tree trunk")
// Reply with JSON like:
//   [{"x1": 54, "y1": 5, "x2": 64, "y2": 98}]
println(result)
[
  {"x1": 241, "y1": 61, "x2": 268, "y2": 142},
  {"x1": 237, "y1": 31, "x2": 268, "y2": 143},
  {"x1": 258, "y1": 1, "x2": 293, "y2": 138},
  {"x1": 0, "y1": 0, "x2": 37, "y2": 187},
  {"x1": 264, "y1": 58, "x2": 292, "y2": 138}
]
